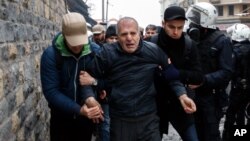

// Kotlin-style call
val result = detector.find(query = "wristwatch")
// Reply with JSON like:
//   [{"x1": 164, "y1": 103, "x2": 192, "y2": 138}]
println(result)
[{"x1": 92, "y1": 78, "x2": 98, "y2": 86}]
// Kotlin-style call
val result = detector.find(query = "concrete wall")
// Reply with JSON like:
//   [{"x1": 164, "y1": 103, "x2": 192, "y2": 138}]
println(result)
[{"x1": 0, "y1": 0, "x2": 65, "y2": 140}]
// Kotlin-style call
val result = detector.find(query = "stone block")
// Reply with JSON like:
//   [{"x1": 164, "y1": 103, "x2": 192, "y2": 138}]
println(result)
[
  {"x1": 11, "y1": 110, "x2": 21, "y2": 133},
  {"x1": 44, "y1": 4, "x2": 49, "y2": 19},
  {"x1": 0, "y1": 119, "x2": 16, "y2": 141},
  {"x1": 19, "y1": 62, "x2": 24, "y2": 83},
  {"x1": 24, "y1": 41, "x2": 31, "y2": 55},
  {"x1": 7, "y1": 43, "x2": 17, "y2": 60},
  {"x1": 0, "y1": 98, "x2": 9, "y2": 125},
  {"x1": 17, "y1": 127, "x2": 25, "y2": 141},
  {"x1": 16, "y1": 86, "x2": 24, "y2": 106},
  {"x1": 34, "y1": 55, "x2": 40, "y2": 72},
  {"x1": 0, "y1": 69, "x2": 3, "y2": 100}
]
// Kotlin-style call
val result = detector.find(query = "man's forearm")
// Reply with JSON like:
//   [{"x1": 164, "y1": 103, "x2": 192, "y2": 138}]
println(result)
[{"x1": 168, "y1": 80, "x2": 187, "y2": 97}]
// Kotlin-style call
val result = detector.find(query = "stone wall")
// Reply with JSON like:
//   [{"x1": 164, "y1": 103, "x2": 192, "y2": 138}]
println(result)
[{"x1": 0, "y1": 0, "x2": 65, "y2": 140}]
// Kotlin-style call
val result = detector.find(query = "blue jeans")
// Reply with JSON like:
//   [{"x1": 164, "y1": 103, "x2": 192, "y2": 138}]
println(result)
[
  {"x1": 179, "y1": 124, "x2": 199, "y2": 141},
  {"x1": 99, "y1": 104, "x2": 110, "y2": 141}
]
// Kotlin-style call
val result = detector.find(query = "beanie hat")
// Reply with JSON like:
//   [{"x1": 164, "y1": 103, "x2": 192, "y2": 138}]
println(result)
[{"x1": 105, "y1": 24, "x2": 117, "y2": 38}]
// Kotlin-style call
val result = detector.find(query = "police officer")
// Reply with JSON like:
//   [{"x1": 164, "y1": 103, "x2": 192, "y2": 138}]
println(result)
[
  {"x1": 186, "y1": 2, "x2": 233, "y2": 141},
  {"x1": 223, "y1": 23, "x2": 250, "y2": 141}
]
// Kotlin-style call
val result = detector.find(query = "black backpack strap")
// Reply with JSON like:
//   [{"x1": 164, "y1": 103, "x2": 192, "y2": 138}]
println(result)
[{"x1": 184, "y1": 34, "x2": 192, "y2": 56}]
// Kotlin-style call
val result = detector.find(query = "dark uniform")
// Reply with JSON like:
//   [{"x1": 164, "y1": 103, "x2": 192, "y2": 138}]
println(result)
[
  {"x1": 194, "y1": 29, "x2": 233, "y2": 141},
  {"x1": 223, "y1": 40, "x2": 250, "y2": 141}
]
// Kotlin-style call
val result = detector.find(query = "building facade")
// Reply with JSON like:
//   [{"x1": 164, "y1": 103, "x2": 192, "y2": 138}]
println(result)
[{"x1": 159, "y1": 0, "x2": 250, "y2": 30}]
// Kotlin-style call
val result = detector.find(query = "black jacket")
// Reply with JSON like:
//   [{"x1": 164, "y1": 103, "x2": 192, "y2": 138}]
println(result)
[
  {"x1": 150, "y1": 28, "x2": 203, "y2": 134},
  {"x1": 91, "y1": 39, "x2": 186, "y2": 118},
  {"x1": 151, "y1": 29, "x2": 204, "y2": 85},
  {"x1": 231, "y1": 40, "x2": 250, "y2": 89},
  {"x1": 197, "y1": 30, "x2": 233, "y2": 91}
]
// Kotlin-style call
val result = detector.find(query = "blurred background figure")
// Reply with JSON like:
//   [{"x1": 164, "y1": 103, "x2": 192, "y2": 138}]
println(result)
[
  {"x1": 95, "y1": 24, "x2": 118, "y2": 141},
  {"x1": 105, "y1": 24, "x2": 118, "y2": 43},
  {"x1": 92, "y1": 24, "x2": 106, "y2": 47},
  {"x1": 139, "y1": 26, "x2": 144, "y2": 39},
  {"x1": 223, "y1": 23, "x2": 250, "y2": 141},
  {"x1": 144, "y1": 24, "x2": 158, "y2": 40}
]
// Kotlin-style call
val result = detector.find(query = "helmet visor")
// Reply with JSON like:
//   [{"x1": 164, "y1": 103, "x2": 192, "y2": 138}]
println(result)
[{"x1": 186, "y1": 7, "x2": 201, "y2": 25}]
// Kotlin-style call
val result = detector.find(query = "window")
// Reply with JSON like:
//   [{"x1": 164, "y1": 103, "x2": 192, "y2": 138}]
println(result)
[
  {"x1": 243, "y1": 5, "x2": 248, "y2": 13},
  {"x1": 210, "y1": 0, "x2": 220, "y2": 4},
  {"x1": 217, "y1": 6, "x2": 223, "y2": 16},
  {"x1": 228, "y1": 5, "x2": 234, "y2": 16}
]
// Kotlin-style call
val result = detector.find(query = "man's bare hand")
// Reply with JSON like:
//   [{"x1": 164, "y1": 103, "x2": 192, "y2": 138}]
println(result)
[
  {"x1": 179, "y1": 94, "x2": 196, "y2": 114},
  {"x1": 84, "y1": 97, "x2": 104, "y2": 123},
  {"x1": 80, "y1": 104, "x2": 103, "y2": 120},
  {"x1": 85, "y1": 97, "x2": 101, "y2": 108},
  {"x1": 79, "y1": 71, "x2": 95, "y2": 86}
]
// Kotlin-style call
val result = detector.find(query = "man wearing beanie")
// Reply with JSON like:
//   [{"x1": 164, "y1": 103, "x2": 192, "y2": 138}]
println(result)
[
  {"x1": 40, "y1": 12, "x2": 103, "y2": 141},
  {"x1": 149, "y1": 6, "x2": 203, "y2": 141},
  {"x1": 105, "y1": 24, "x2": 118, "y2": 43}
]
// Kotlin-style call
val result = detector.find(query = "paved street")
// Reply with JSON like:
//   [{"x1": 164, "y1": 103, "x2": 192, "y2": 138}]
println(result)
[
  {"x1": 91, "y1": 116, "x2": 226, "y2": 141},
  {"x1": 162, "y1": 116, "x2": 226, "y2": 141}
]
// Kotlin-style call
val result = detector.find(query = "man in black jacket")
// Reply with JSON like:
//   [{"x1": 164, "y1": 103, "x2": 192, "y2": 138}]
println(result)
[
  {"x1": 79, "y1": 17, "x2": 197, "y2": 141},
  {"x1": 150, "y1": 6, "x2": 203, "y2": 141}
]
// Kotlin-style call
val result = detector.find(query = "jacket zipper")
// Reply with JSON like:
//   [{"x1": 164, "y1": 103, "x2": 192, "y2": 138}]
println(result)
[{"x1": 73, "y1": 56, "x2": 85, "y2": 118}]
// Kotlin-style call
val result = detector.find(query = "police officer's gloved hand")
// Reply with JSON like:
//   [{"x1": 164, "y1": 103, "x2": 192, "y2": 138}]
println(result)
[{"x1": 162, "y1": 64, "x2": 180, "y2": 81}]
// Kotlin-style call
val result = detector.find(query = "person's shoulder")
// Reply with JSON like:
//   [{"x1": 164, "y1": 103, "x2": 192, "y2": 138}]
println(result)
[
  {"x1": 216, "y1": 32, "x2": 231, "y2": 45},
  {"x1": 148, "y1": 34, "x2": 159, "y2": 44},
  {"x1": 41, "y1": 45, "x2": 57, "y2": 63},
  {"x1": 143, "y1": 40, "x2": 158, "y2": 48},
  {"x1": 206, "y1": 30, "x2": 228, "y2": 47},
  {"x1": 46, "y1": 32, "x2": 62, "y2": 56},
  {"x1": 97, "y1": 42, "x2": 118, "y2": 56},
  {"x1": 103, "y1": 42, "x2": 118, "y2": 50},
  {"x1": 89, "y1": 41, "x2": 101, "y2": 53},
  {"x1": 51, "y1": 32, "x2": 62, "y2": 45},
  {"x1": 184, "y1": 34, "x2": 193, "y2": 46},
  {"x1": 212, "y1": 30, "x2": 226, "y2": 40}
]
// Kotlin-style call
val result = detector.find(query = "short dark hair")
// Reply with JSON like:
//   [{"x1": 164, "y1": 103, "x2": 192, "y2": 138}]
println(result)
[{"x1": 145, "y1": 24, "x2": 157, "y2": 31}]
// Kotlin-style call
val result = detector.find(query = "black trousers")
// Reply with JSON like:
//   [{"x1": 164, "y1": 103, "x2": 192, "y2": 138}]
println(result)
[
  {"x1": 223, "y1": 88, "x2": 249, "y2": 140},
  {"x1": 194, "y1": 93, "x2": 222, "y2": 141},
  {"x1": 50, "y1": 110, "x2": 94, "y2": 141},
  {"x1": 110, "y1": 113, "x2": 161, "y2": 141}
]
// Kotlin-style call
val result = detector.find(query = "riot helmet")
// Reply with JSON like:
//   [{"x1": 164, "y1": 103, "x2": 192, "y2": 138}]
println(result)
[
  {"x1": 186, "y1": 2, "x2": 218, "y2": 29},
  {"x1": 229, "y1": 23, "x2": 250, "y2": 42}
]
